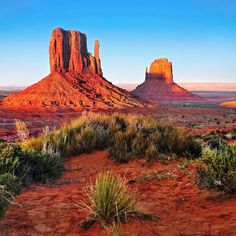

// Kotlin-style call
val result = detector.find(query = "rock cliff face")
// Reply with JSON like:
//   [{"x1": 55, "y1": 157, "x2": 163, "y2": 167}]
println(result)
[
  {"x1": 132, "y1": 58, "x2": 201, "y2": 101},
  {"x1": 49, "y1": 28, "x2": 102, "y2": 75},
  {"x1": 147, "y1": 58, "x2": 173, "y2": 84},
  {"x1": 3, "y1": 28, "x2": 142, "y2": 110}
]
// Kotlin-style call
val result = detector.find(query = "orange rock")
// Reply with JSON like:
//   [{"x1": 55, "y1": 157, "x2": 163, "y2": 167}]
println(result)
[
  {"x1": 133, "y1": 58, "x2": 202, "y2": 101},
  {"x1": 220, "y1": 101, "x2": 236, "y2": 108},
  {"x1": 3, "y1": 28, "x2": 143, "y2": 110},
  {"x1": 147, "y1": 58, "x2": 173, "y2": 84}
]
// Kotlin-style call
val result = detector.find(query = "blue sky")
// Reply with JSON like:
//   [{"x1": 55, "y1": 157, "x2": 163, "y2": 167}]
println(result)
[{"x1": 0, "y1": 0, "x2": 236, "y2": 86}]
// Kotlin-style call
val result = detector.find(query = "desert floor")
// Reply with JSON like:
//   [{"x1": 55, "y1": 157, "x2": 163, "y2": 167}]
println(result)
[
  {"x1": 1, "y1": 150, "x2": 236, "y2": 235},
  {"x1": 0, "y1": 91, "x2": 236, "y2": 235}
]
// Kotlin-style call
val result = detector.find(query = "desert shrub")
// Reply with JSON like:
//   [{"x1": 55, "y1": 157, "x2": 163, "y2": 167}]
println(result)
[
  {"x1": 15, "y1": 119, "x2": 29, "y2": 141},
  {"x1": 80, "y1": 171, "x2": 150, "y2": 229},
  {"x1": 0, "y1": 142, "x2": 63, "y2": 184},
  {"x1": 0, "y1": 185, "x2": 14, "y2": 219},
  {"x1": 109, "y1": 129, "x2": 138, "y2": 163},
  {"x1": 207, "y1": 137, "x2": 226, "y2": 150},
  {"x1": 0, "y1": 173, "x2": 21, "y2": 195},
  {"x1": 0, "y1": 173, "x2": 21, "y2": 218},
  {"x1": 21, "y1": 113, "x2": 201, "y2": 162},
  {"x1": 109, "y1": 124, "x2": 201, "y2": 162},
  {"x1": 0, "y1": 142, "x2": 63, "y2": 218},
  {"x1": 21, "y1": 113, "x2": 114, "y2": 157},
  {"x1": 232, "y1": 133, "x2": 236, "y2": 140},
  {"x1": 197, "y1": 144, "x2": 236, "y2": 193},
  {"x1": 201, "y1": 134, "x2": 212, "y2": 141}
]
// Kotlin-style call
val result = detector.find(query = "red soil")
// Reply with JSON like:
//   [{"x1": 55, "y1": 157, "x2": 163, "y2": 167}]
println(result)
[
  {"x1": 1, "y1": 104, "x2": 236, "y2": 142},
  {"x1": 1, "y1": 150, "x2": 236, "y2": 235}
]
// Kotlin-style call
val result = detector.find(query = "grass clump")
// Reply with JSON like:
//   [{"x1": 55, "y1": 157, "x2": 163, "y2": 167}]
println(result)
[
  {"x1": 80, "y1": 171, "x2": 153, "y2": 230},
  {"x1": 197, "y1": 143, "x2": 236, "y2": 193},
  {"x1": 109, "y1": 123, "x2": 201, "y2": 163},
  {"x1": 15, "y1": 119, "x2": 29, "y2": 141},
  {"x1": 22, "y1": 112, "x2": 201, "y2": 162},
  {"x1": 21, "y1": 113, "x2": 114, "y2": 157}
]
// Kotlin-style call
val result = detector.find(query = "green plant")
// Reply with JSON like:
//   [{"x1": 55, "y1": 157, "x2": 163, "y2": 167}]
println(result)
[
  {"x1": 109, "y1": 123, "x2": 201, "y2": 162},
  {"x1": 197, "y1": 144, "x2": 236, "y2": 193},
  {"x1": 0, "y1": 173, "x2": 21, "y2": 218},
  {"x1": 80, "y1": 171, "x2": 148, "y2": 229},
  {"x1": 0, "y1": 142, "x2": 63, "y2": 218},
  {"x1": 109, "y1": 129, "x2": 137, "y2": 163},
  {"x1": 207, "y1": 137, "x2": 226, "y2": 150},
  {"x1": 0, "y1": 173, "x2": 21, "y2": 195},
  {"x1": 0, "y1": 142, "x2": 63, "y2": 184},
  {"x1": 21, "y1": 113, "x2": 201, "y2": 162}
]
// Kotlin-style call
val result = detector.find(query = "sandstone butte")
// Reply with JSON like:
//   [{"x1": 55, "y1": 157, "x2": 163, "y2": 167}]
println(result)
[
  {"x1": 2, "y1": 28, "x2": 143, "y2": 110},
  {"x1": 220, "y1": 101, "x2": 236, "y2": 108},
  {"x1": 132, "y1": 58, "x2": 201, "y2": 101}
]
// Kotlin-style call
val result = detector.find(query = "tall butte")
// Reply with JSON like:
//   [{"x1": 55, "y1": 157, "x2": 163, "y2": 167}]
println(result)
[
  {"x1": 3, "y1": 28, "x2": 142, "y2": 110},
  {"x1": 132, "y1": 58, "x2": 201, "y2": 101}
]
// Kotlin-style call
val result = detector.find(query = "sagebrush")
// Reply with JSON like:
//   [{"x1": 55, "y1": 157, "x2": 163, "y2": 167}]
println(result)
[{"x1": 197, "y1": 143, "x2": 236, "y2": 193}]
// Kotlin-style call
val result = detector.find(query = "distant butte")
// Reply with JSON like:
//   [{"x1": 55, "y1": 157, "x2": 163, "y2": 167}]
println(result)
[
  {"x1": 3, "y1": 28, "x2": 143, "y2": 110},
  {"x1": 132, "y1": 58, "x2": 202, "y2": 101}
]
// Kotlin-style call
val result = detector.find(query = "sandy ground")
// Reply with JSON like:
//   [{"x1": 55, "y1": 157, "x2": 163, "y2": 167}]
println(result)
[{"x1": 1, "y1": 150, "x2": 236, "y2": 235}]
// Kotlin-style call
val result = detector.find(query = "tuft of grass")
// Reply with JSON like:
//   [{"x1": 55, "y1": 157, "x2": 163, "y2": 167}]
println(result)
[
  {"x1": 15, "y1": 119, "x2": 29, "y2": 141},
  {"x1": 197, "y1": 144, "x2": 236, "y2": 193},
  {"x1": 80, "y1": 171, "x2": 153, "y2": 229}
]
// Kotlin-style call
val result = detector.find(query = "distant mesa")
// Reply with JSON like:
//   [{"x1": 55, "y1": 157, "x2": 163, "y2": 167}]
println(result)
[
  {"x1": 220, "y1": 101, "x2": 236, "y2": 108},
  {"x1": 3, "y1": 28, "x2": 143, "y2": 110},
  {"x1": 132, "y1": 58, "x2": 201, "y2": 101}
]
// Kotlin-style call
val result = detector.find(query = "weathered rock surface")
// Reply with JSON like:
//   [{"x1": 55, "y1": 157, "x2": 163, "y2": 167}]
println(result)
[
  {"x1": 49, "y1": 28, "x2": 102, "y2": 75},
  {"x1": 132, "y1": 58, "x2": 201, "y2": 101},
  {"x1": 147, "y1": 58, "x2": 173, "y2": 84},
  {"x1": 3, "y1": 28, "x2": 142, "y2": 110}
]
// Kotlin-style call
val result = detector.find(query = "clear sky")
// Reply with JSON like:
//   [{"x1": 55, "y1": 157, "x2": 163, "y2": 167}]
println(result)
[{"x1": 0, "y1": 0, "x2": 236, "y2": 86}]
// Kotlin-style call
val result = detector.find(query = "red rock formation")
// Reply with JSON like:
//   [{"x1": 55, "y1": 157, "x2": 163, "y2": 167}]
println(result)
[
  {"x1": 94, "y1": 40, "x2": 102, "y2": 76},
  {"x1": 147, "y1": 58, "x2": 173, "y2": 84},
  {"x1": 3, "y1": 28, "x2": 143, "y2": 110},
  {"x1": 132, "y1": 58, "x2": 201, "y2": 101},
  {"x1": 49, "y1": 28, "x2": 102, "y2": 75}
]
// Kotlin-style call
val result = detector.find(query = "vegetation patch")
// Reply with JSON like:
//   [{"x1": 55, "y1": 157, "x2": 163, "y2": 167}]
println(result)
[
  {"x1": 79, "y1": 171, "x2": 156, "y2": 230},
  {"x1": 1, "y1": 113, "x2": 202, "y2": 219},
  {"x1": 0, "y1": 140, "x2": 63, "y2": 218},
  {"x1": 109, "y1": 123, "x2": 201, "y2": 163},
  {"x1": 0, "y1": 173, "x2": 22, "y2": 218},
  {"x1": 197, "y1": 143, "x2": 236, "y2": 193},
  {"x1": 22, "y1": 113, "x2": 201, "y2": 162}
]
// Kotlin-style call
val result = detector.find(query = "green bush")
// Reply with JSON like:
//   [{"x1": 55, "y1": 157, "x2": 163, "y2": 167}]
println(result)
[
  {"x1": 80, "y1": 171, "x2": 141, "y2": 228},
  {"x1": 21, "y1": 113, "x2": 201, "y2": 162},
  {"x1": 197, "y1": 144, "x2": 236, "y2": 193},
  {"x1": 0, "y1": 173, "x2": 21, "y2": 195},
  {"x1": 0, "y1": 173, "x2": 21, "y2": 218},
  {"x1": 0, "y1": 142, "x2": 63, "y2": 218},
  {"x1": 0, "y1": 142, "x2": 63, "y2": 184},
  {"x1": 21, "y1": 113, "x2": 113, "y2": 157},
  {"x1": 207, "y1": 137, "x2": 226, "y2": 150},
  {"x1": 109, "y1": 124, "x2": 201, "y2": 163}
]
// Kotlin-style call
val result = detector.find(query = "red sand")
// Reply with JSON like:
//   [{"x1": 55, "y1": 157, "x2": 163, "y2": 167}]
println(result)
[{"x1": 1, "y1": 150, "x2": 236, "y2": 235}]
